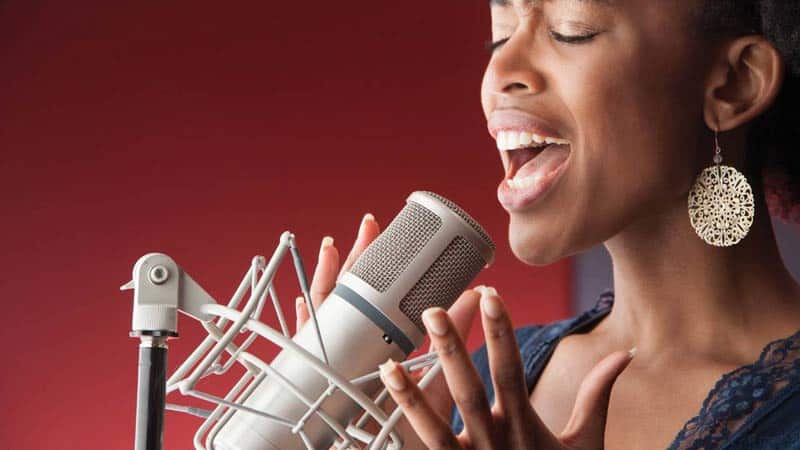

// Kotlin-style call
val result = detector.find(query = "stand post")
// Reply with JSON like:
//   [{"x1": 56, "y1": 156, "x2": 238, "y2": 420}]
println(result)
[{"x1": 135, "y1": 335, "x2": 168, "y2": 450}]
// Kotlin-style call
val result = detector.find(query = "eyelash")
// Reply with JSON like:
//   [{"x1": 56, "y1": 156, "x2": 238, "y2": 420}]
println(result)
[
  {"x1": 485, "y1": 31, "x2": 600, "y2": 53},
  {"x1": 550, "y1": 30, "x2": 601, "y2": 44},
  {"x1": 485, "y1": 38, "x2": 510, "y2": 53}
]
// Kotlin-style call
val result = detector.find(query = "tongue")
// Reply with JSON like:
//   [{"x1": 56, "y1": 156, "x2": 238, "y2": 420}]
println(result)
[{"x1": 515, "y1": 144, "x2": 570, "y2": 179}]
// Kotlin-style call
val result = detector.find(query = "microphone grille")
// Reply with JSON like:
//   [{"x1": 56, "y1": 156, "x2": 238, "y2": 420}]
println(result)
[
  {"x1": 349, "y1": 201, "x2": 443, "y2": 292},
  {"x1": 398, "y1": 235, "x2": 486, "y2": 332},
  {"x1": 419, "y1": 191, "x2": 495, "y2": 252}
]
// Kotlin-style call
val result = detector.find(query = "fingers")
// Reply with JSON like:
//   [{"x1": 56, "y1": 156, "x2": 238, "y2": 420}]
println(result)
[
  {"x1": 309, "y1": 236, "x2": 339, "y2": 310},
  {"x1": 424, "y1": 288, "x2": 482, "y2": 420},
  {"x1": 423, "y1": 307, "x2": 495, "y2": 448},
  {"x1": 558, "y1": 348, "x2": 636, "y2": 449},
  {"x1": 481, "y1": 288, "x2": 526, "y2": 406},
  {"x1": 448, "y1": 288, "x2": 483, "y2": 341},
  {"x1": 380, "y1": 359, "x2": 462, "y2": 450},
  {"x1": 337, "y1": 213, "x2": 379, "y2": 279},
  {"x1": 478, "y1": 287, "x2": 537, "y2": 448},
  {"x1": 295, "y1": 296, "x2": 309, "y2": 333},
  {"x1": 300, "y1": 213, "x2": 378, "y2": 333}
]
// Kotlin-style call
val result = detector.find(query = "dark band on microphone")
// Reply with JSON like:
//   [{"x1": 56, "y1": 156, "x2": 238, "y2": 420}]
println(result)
[{"x1": 332, "y1": 283, "x2": 415, "y2": 355}]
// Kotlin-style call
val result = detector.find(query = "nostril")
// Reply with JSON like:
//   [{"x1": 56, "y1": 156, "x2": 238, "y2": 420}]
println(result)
[{"x1": 503, "y1": 81, "x2": 530, "y2": 93}]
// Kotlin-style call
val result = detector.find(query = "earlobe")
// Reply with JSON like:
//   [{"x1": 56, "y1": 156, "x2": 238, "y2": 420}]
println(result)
[{"x1": 703, "y1": 36, "x2": 786, "y2": 132}]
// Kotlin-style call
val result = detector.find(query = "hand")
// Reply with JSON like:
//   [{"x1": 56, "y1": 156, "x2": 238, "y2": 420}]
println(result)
[
  {"x1": 295, "y1": 213, "x2": 484, "y2": 449},
  {"x1": 294, "y1": 213, "x2": 381, "y2": 332},
  {"x1": 379, "y1": 287, "x2": 635, "y2": 450}
]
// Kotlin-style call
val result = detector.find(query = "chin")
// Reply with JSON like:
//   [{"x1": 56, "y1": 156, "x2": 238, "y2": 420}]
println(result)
[{"x1": 508, "y1": 219, "x2": 568, "y2": 266}]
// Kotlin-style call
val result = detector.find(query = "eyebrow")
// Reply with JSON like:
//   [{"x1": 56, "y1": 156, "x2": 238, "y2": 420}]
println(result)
[{"x1": 490, "y1": 0, "x2": 611, "y2": 6}]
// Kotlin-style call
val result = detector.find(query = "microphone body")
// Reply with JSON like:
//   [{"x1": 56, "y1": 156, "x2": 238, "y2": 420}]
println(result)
[
  {"x1": 213, "y1": 191, "x2": 495, "y2": 450},
  {"x1": 213, "y1": 292, "x2": 405, "y2": 449}
]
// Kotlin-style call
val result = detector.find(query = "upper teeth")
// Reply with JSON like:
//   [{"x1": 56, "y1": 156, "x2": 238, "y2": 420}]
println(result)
[{"x1": 496, "y1": 130, "x2": 570, "y2": 151}]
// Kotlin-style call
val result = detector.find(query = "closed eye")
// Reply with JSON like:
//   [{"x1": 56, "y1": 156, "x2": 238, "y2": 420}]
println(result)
[
  {"x1": 486, "y1": 29, "x2": 600, "y2": 54},
  {"x1": 549, "y1": 30, "x2": 601, "y2": 44},
  {"x1": 485, "y1": 37, "x2": 510, "y2": 54}
]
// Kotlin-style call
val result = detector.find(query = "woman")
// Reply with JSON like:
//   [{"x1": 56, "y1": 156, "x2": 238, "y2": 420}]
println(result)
[{"x1": 298, "y1": 0, "x2": 800, "y2": 448}]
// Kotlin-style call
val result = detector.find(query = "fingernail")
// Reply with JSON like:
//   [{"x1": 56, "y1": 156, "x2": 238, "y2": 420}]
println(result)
[
  {"x1": 476, "y1": 285, "x2": 498, "y2": 298},
  {"x1": 359, "y1": 213, "x2": 374, "y2": 235},
  {"x1": 379, "y1": 359, "x2": 407, "y2": 391},
  {"x1": 422, "y1": 308, "x2": 448, "y2": 336},
  {"x1": 628, "y1": 347, "x2": 637, "y2": 359},
  {"x1": 480, "y1": 292, "x2": 503, "y2": 319},
  {"x1": 295, "y1": 296, "x2": 305, "y2": 309},
  {"x1": 320, "y1": 236, "x2": 334, "y2": 252}
]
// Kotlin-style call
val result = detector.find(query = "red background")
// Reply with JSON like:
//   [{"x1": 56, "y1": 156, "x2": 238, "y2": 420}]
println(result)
[{"x1": 0, "y1": 1, "x2": 571, "y2": 448}]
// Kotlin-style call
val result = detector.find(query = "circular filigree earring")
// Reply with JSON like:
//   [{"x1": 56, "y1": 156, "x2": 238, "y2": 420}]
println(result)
[{"x1": 687, "y1": 129, "x2": 755, "y2": 247}]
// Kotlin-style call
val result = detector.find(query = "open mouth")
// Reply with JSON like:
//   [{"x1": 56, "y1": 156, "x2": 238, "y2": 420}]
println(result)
[{"x1": 496, "y1": 130, "x2": 572, "y2": 190}]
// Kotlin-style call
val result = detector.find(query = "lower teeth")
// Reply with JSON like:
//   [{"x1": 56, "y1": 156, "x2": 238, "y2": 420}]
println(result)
[{"x1": 506, "y1": 174, "x2": 539, "y2": 190}]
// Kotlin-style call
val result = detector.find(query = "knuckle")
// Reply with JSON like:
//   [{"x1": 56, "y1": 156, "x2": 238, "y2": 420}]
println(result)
[
  {"x1": 454, "y1": 389, "x2": 488, "y2": 414},
  {"x1": 437, "y1": 340, "x2": 459, "y2": 358},
  {"x1": 486, "y1": 326, "x2": 509, "y2": 340},
  {"x1": 396, "y1": 393, "x2": 419, "y2": 410}
]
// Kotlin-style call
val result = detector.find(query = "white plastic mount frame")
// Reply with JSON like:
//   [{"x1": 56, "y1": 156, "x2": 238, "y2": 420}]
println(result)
[{"x1": 121, "y1": 231, "x2": 441, "y2": 450}]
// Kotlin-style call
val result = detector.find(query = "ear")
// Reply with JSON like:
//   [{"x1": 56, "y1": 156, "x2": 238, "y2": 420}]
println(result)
[{"x1": 703, "y1": 35, "x2": 785, "y2": 131}]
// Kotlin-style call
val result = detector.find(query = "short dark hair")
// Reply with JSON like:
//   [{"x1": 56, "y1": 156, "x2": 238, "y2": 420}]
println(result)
[{"x1": 698, "y1": 0, "x2": 800, "y2": 223}]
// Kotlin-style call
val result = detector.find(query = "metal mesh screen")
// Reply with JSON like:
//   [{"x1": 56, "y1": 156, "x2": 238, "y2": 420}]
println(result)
[
  {"x1": 399, "y1": 236, "x2": 486, "y2": 332},
  {"x1": 420, "y1": 191, "x2": 495, "y2": 252},
  {"x1": 349, "y1": 202, "x2": 442, "y2": 292}
]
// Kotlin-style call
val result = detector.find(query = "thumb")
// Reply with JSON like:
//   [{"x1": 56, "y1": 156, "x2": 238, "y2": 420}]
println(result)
[{"x1": 557, "y1": 348, "x2": 636, "y2": 450}]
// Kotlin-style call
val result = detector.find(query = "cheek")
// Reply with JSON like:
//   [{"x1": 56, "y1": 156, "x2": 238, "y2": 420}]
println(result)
[
  {"x1": 563, "y1": 38, "x2": 706, "y2": 224},
  {"x1": 489, "y1": 22, "x2": 710, "y2": 263},
  {"x1": 506, "y1": 33, "x2": 709, "y2": 261}
]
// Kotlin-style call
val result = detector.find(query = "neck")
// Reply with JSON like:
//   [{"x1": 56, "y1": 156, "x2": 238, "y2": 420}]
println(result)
[{"x1": 599, "y1": 195, "x2": 800, "y2": 362}]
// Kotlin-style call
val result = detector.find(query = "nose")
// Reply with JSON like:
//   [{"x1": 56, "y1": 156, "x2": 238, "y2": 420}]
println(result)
[{"x1": 485, "y1": 33, "x2": 546, "y2": 97}]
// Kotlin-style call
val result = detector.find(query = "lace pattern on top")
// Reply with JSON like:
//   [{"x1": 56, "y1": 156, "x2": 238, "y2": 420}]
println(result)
[{"x1": 668, "y1": 327, "x2": 800, "y2": 449}]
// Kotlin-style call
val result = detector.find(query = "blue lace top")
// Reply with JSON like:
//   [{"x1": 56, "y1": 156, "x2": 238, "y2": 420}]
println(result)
[{"x1": 452, "y1": 291, "x2": 800, "y2": 449}]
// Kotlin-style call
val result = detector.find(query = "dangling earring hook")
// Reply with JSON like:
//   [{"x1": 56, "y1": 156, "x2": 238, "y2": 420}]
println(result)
[{"x1": 713, "y1": 129, "x2": 723, "y2": 165}]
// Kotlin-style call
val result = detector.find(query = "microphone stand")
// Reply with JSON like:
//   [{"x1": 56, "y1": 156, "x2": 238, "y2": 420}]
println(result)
[
  {"x1": 121, "y1": 254, "x2": 217, "y2": 450},
  {"x1": 134, "y1": 333, "x2": 170, "y2": 450},
  {"x1": 118, "y1": 231, "x2": 421, "y2": 449}
]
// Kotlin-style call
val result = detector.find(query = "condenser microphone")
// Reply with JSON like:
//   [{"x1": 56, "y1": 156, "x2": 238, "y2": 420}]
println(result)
[{"x1": 211, "y1": 191, "x2": 495, "y2": 450}]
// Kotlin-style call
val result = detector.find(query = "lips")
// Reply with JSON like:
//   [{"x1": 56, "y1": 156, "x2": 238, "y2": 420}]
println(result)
[
  {"x1": 496, "y1": 149, "x2": 570, "y2": 212},
  {"x1": 488, "y1": 109, "x2": 564, "y2": 140},
  {"x1": 489, "y1": 109, "x2": 572, "y2": 212}
]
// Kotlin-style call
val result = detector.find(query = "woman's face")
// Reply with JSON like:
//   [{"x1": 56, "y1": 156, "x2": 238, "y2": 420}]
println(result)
[{"x1": 481, "y1": 0, "x2": 713, "y2": 264}]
